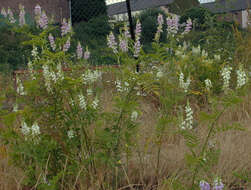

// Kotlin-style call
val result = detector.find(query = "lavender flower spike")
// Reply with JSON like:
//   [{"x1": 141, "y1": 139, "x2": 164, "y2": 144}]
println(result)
[
  {"x1": 107, "y1": 32, "x2": 118, "y2": 54},
  {"x1": 1, "y1": 8, "x2": 7, "y2": 18},
  {"x1": 200, "y1": 180, "x2": 210, "y2": 190},
  {"x1": 77, "y1": 42, "x2": 83, "y2": 59},
  {"x1": 63, "y1": 37, "x2": 71, "y2": 52},
  {"x1": 119, "y1": 38, "x2": 128, "y2": 52},
  {"x1": 134, "y1": 20, "x2": 142, "y2": 57},
  {"x1": 135, "y1": 19, "x2": 142, "y2": 37},
  {"x1": 84, "y1": 47, "x2": 90, "y2": 60},
  {"x1": 154, "y1": 14, "x2": 164, "y2": 42},
  {"x1": 34, "y1": 4, "x2": 41, "y2": 16},
  {"x1": 48, "y1": 34, "x2": 56, "y2": 51},
  {"x1": 19, "y1": 4, "x2": 26, "y2": 26},
  {"x1": 167, "y1": 15, "x2": 179, "y2": 35},
  {"x1": 61, "y1": 18, "x2": 71, "y2": 36},
  {"x1": 213, "y1": 178, "x2": 224, "y2": 190},
  {"x1": 39, "y1": 11, "x2": 48, "y2": 29},
  {"x1": 8, "y1": 8, "x2": 16, "y2": 23},
  {"x1": 183, "y1": 18, "x2": 193, "y2": 35}
]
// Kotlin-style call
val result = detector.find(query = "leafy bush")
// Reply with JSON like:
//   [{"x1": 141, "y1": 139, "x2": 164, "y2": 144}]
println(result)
[
  {"x1": 71, "y1": 0, "x2": 107, "y2": 23},
  {"x1": 0, "y1": 24, "x2": 32, "y2": 71},
  {"x1": 180, "y1": 6, "x2": 214, "y2": 29},
  {"x1": 0, "y1": 7, "x2": 250, "y2": 190},
  {"x1": 168, "y1": 0, "x2": 200, "y2": 15},
  {"x1": 73, "y1": 16, "x2": 116, "y2": 65},
  {"x1": 133, "y1": 8, "x2": 168, "y2": 45}
]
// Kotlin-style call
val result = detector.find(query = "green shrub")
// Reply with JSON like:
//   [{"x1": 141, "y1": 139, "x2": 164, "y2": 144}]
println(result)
[
  {"x1": 168, "y1": 0, "x2": 200, "y2": 15},
  {"x1": 180, "y1": 6, "x2": 214, "y2": 29},
  {"x1": 71, "y1": 0, "x2": 107, "y2": 23},
  {"x1": 0, "y1": 24, "x2": 32, "y2": 71},
  {"x1": 73, "y1": 16, "x2": 115, "y2": 65},
  {"x1": 134, "y1": 8, "x2": 168, "y2": 45}
]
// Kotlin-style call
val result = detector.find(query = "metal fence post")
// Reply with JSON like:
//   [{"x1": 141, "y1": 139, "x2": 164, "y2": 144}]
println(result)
[
  {"x1": 69, "y1": 0, "x2": 72, "y2": 24},
  {"x1": 126, "y1": 0, "x2": 139, "y2": 72}
]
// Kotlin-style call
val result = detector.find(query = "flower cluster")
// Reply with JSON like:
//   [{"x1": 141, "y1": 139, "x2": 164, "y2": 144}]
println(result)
[
  {"x1": 82, "y1": 70, "x2": 102, "y2": 84},
  {"x1": 131, "y1": 111, "x2": 138, "y2": 122},
  {"x1": 213, "y1": 178, "x2": 224, "y2": 190},
  {"x1": 199, "y1": 180, "x2": 210, "y2": 190},
  {"x1": 13, "y1": 103, "x2": 18, "y2": 112},
  {"x1": 180, "y1": 101, "x2": 193, "y2": 130},
  {"x1": 183, "y1": 18, "x2": 192, "y2": 34},
  {"x1": 179, "y1": 72, "x2": 191, "y2": 93},
  {"x1": 119, "y1": 37, "x2": 128, "y2": 53},
  {"x1": 78, "y1": 93, "x2": 87, "y2": 110},
  {"x1": 34, "y1": 4, "x2": 41, "y2": 26},
  {"x1": 7, "y1": 8, "x2": 16, "y2": 23},
  {"x1": 192, "y1": 45, "x2": 201, "y2": 55},
  {"x1": 92, "y1": 97, "x2": 99, "y2": 109},
  {"x1": 28, "y1": 61, "x2": 36, "y2": 80},
  {"x1": 19, "y1": 4, "x2": 26, "y2": 26},
  {"x1": 61, "y1": 18, "x2": 71, "y2": 36},
  {"x1": 39, "y1": 11, "x2": 48, "y2": 29},
  {"x1": 205, "y1": 79, "x2": 213, "y2": 91},
  {"x1": 21, "y1": 121, "x2": 41, "y2": 137},
  {"x1": 199, "y1": 178, "x2": 224, "y2": 190},
  {"x1": 236, "y1": 65, "x2": 247, "y2": 89},
  {"x1": 67, "y1": 130, "x2": 75, "y2": 139},
  {"x1": 16, "y1": 77, "x2": 26, "y2": 96},
  {"x1": 48, "y1": 34, "x2": 56, "y2": 51},
  {"x1": 166, "y1": 15, "x2": 179, "y2": 35},
  {"x1": 115, "y1": 80, "x2": 129, "y2": 93},
  {"x1": 221, "y1": 66, "x2": 232, "y2": 91},
  {"x1": 84, "y1": 47, "x2": 90, "y2": 60},
  {"x1": 134, "y1": 20, "x2": 142, "y2": 58},
  {"x1": 31, "y1": 46, "x2": 39, "y2": 59},
  {"x1": 107, "y1": 32, "x2": 118, "y2": 54},
  {"x1": 42, "y1": 64, "x2": 64, "y2": 93},
  {"x1": 154, "y1": 14, "x2": 164, "y2": 42},
  {"x1": 34, "y1": 4, "x2": 41, "y2": 16},
  {"x1": 119, "y1": 24, "x2": 130, "y2": 52},
  {"x1": 63, "y1": 37, "x2": 71, "y2": 52},
  {"x1": 1, "y1": 8, "x2": 7, "y2": 17},
  {"x1": 76, "y1": 42, "x2": 83, "y2": 59},
  {"x1": 87, "y1": 88, "x2": 93, "y2": 96},
  {"x1": 42, "y1": 65, "x2": 52, "y2": 93}
]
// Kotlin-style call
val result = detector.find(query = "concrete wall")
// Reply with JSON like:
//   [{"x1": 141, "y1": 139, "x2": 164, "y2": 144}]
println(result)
[{"x1": 0, "y1": 0, "x2": 70, "y2": 23}]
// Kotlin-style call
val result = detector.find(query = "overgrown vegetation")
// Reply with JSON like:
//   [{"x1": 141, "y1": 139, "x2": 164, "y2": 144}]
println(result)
[{"x1": 0, "y1": 4, "x2": 251, "y2": 190}]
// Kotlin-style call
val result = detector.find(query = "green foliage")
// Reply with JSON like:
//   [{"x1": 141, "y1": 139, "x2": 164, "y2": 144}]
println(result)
[
  {"x1": 0, "y1": 24, "x2": 32, "y2": 71},
  {"x1": 133, "y1": 8, "x2": 168, "y2": 44},
  {"x1": 180, "y1": 6, "x2": 214, "y2": 29},
  {"x1": 0, "y1": 7, "x2": 250, "y2": 190},
  {"x1": 71, "y1": 0, "x2": 107, "y2": 23},
  {"x1": 169, "y1": 0, "x2": 200, "y2": 15},
  {"x1": 73, "y1": 16, "x2": 115, "y2": 65}
]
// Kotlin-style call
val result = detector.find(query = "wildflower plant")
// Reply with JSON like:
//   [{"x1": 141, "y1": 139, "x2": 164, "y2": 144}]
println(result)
[{"x1": 0, "y1": 5, "x2": 250, "y2": 190}]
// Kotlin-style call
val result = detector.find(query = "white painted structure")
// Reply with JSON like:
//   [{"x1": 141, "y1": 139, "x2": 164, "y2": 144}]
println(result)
[
  {"x1": 106, "y1": 0, "x2": 125, "y2": 5},
  {"x1": 199, "y1": 0, "x2": 215, "y2": 3}
]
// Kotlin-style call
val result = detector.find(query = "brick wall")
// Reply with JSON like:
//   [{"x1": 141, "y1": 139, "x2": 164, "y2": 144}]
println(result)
[{"x1": 0, "y1": 0, "x2": 70, "y2": 23}]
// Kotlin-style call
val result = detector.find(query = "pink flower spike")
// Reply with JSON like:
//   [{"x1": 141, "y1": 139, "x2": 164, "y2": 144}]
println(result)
[
  {"x1": 77, "y1": 42, "x2": 83, "y2": 59},
  {"x1": 84, "y1": 47, "x2": 90, "y2": 60},
  {"x1": 63, "y1": 37, "x2": 71, "y2": 52},
  {"x1": 39, "y1": 11, "x2": 48, "y2": 29},
  {"x1": 19, "y1": 4, "x2": 26, "y2": 26},
  {"x1": 34, "y1": 4, "x2": 41, "y2": 16}
]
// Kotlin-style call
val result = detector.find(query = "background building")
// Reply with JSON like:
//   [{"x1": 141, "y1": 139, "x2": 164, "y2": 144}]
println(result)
[{"x1": 201, "y1": 0, "x2": 251, "y2": 28}]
